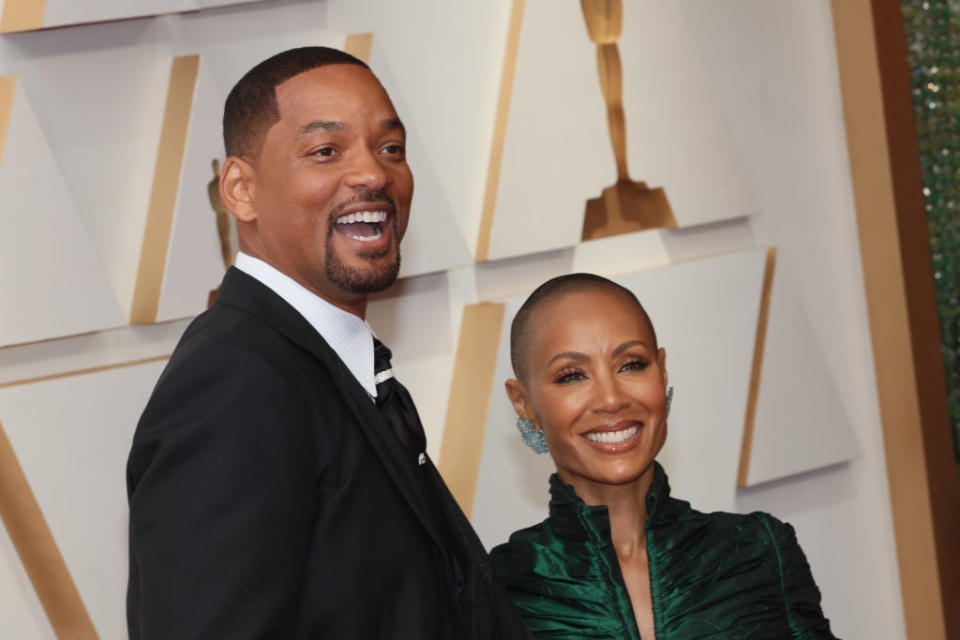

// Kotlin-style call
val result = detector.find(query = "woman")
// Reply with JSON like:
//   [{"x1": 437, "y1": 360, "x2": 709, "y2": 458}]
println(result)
[{"x1": 490, "y1": 273, "x2": 836, "y2": 639}]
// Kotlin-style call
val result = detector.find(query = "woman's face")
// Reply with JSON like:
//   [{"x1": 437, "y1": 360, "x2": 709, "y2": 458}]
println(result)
[{"x1": 507, "y1": 288, "x2": 668, "y2": 492}]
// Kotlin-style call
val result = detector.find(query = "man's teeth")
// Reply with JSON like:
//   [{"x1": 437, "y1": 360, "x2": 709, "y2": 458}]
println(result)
[
  {"x1": 335, "y1": 210, "x2": 388, "y2": 224},
  {"x1": 585, "y1": 425, "x2": 639, "y2": 444},
  {"x1": 346, "y1": 229, "x2": 383, "y2": 242}
]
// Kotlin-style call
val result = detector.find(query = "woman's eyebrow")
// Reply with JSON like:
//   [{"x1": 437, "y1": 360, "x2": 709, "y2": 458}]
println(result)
[
  {"x1": 547, "y1": 351, "x2": 588, "y2": 366},
  {"x1": 612, "y1": 340, "x2": 649, "y2": 356}
]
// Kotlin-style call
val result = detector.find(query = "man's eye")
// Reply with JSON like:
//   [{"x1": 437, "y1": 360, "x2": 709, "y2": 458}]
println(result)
[
  {"x1": 381, "y1": 144, "x2": 405, "y2": 155},
  {"x1": 311, "y1": 147, "x2": 337, "y2": 157}
]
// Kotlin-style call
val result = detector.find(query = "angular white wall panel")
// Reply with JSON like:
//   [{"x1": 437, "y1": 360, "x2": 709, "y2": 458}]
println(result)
[
  {"x1": 486, "y1": 0, "x2": 759, "y2": 261},
  {"x1": 15, "y1": 53, "x2": 171, "y2": 319},
  {"x1": 744, "y1": 262, "x2": 859, "y2": 485},
  {"x1": 470, "y1": 249, "x2": 768, "y2": 549},
  {"x1": 0, "y1": 79, "x2": 125, "y2": 347},
  {"x1": 0, "y1": 359, "x2": 168, "y2": 639},
  {"x1": 1, "y1": 0, "x2": 271, "y2": 33}
]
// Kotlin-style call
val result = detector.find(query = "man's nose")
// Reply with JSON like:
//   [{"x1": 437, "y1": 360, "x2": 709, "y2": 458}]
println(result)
[{"x1": 344, "y1": 148, "x2": 389, "y2": 191}]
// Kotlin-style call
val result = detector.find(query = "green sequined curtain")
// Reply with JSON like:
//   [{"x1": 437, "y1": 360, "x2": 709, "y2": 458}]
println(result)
[{"x1": 901, "y1": 0, "x2": 960, "y2": 478}]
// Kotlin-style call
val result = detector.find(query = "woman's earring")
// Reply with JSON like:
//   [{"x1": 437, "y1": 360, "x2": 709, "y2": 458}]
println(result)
[
  {"x1": 666, "y1": 386, "x2": 674, "y2": 416},
  {"x1": 516, "y1": 417, "x2": 548, "y2": 454}
]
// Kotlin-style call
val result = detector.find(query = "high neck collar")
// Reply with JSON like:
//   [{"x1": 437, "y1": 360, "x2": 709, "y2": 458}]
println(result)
[{"x1": 547, "y1": 462, "x2": 673, "y2": 536}]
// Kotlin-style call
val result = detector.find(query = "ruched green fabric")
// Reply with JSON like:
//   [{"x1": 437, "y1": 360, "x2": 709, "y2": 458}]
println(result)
[{"x1": 490, "y1": 464, "x2": 837, "y2": 639}]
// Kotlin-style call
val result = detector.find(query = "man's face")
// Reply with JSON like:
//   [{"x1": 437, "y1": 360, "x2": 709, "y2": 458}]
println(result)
[{"x1": 248, "y1": 64, "x2": 413, "y2": 306}]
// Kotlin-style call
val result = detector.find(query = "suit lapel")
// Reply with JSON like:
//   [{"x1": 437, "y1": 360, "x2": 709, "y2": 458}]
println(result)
[{"x1": 214, "y1": 268, "x2": 446, "y2": 552}]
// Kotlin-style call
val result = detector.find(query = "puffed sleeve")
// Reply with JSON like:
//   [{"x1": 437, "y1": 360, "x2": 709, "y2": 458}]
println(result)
[
  {"x1": 126, "y1": 343, "x2": 319, "y2": 640},
  {"x1": 757, "y1": 514, "x2": 839, "y2": 640}
]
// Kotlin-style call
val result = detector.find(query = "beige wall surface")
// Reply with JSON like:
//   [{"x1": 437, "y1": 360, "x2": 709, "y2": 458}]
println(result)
[{"x1": 0, "y1": 0, "x2": 909, "y2": 638}]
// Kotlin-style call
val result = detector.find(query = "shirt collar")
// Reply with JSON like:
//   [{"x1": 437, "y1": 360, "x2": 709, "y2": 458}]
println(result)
[{"x1": 234, "y1": 252, "x2": 378, "y2": 397}]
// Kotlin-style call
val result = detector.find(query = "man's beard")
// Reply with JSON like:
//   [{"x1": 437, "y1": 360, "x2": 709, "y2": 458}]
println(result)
[{"x1": 324, "y1": 217, "x2": 402, "y2": 294}]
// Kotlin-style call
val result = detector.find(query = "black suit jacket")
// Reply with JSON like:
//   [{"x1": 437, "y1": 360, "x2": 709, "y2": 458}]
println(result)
[{"x1": 127, "y1": 268, "x2": 527, "y2": 639}]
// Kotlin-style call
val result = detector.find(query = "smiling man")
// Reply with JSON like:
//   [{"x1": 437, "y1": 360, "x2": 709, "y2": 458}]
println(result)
[{"x1": 126, "y1": 47, "x2": 528, "y2": 640}]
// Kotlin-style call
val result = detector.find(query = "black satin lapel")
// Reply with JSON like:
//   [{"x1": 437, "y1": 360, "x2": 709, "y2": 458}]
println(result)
[
  {"x1": 325, "y1": 360, "x2": 447, "y2": 553},
  {"x1": 214, "y1": 268, "x2": 446, "y2": 552}
]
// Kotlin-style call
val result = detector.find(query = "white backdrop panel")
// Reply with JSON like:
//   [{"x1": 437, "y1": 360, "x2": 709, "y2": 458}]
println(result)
[
  {"x1": 472, "y1": 248, "x2": 767, "y2": 549},
  {"x1": 18, "y1": 0, "x2": 270, "y2": 31},
  {"x1": 0, "y1": 359, "x2": 168, "y2": 639},
  {"x1": 0, "y1": 81, "x2": 125, "y2": 346},
  {"x1": 747, "y1": 261, "x2": 859, "y2": 485}
]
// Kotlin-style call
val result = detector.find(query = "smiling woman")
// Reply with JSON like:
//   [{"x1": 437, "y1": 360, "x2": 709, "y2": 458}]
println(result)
[{"x1": 490, "y1": 273, "x2": 838, "y2": 640}]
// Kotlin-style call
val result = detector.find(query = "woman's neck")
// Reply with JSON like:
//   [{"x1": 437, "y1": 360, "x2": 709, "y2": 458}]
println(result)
[{"x1": 558, "y1": 465, "x2": 655, "y2": 558}]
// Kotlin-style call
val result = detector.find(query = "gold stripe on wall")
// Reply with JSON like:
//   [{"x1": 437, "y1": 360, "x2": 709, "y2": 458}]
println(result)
[
  {"x1": 0, "y1": 421, "x2": 98, "y2": 639},
  {"x1": 831, "y1": 0, "x2": 960, "y2": 637},
  {"x1": 0, "y1": 76, "x2": 16, "y2": 168},
  {"x1": 737, "y1": 247, "x2": 776, "y2": 488},
  {"x1": 130, "y1": 54, "x2": 200, "y2": 325},
  {"x1": 437, "y1": 303, "x2": 506, "y2": 517},
  {"x1": 476, "y1": 0, "x2": 526, "y2": 262},
  {"x1": 344, "y1": 33, "x2": 374, "y2": 64},
  {"x1": 0, "y1": 0, "x2": 46, "y2": 34},
  {"x1": 0, "y1": 355, "x2": 170, "y2": 390}
]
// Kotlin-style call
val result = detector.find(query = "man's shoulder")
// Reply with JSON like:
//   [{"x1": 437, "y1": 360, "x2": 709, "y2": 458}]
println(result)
[{"x1": 154, "y1": 301, "x2": 325, "y2": 400}]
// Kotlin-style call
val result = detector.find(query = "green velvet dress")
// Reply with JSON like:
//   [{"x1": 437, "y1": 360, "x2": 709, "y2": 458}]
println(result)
[{"x1": 490, "y1": 464, "x2": 837, "y2": 639}]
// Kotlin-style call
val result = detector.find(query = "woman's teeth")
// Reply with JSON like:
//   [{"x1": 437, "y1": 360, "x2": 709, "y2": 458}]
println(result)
[{"x1": 585, "y1": 425, "x2": 638, "y2": 444}]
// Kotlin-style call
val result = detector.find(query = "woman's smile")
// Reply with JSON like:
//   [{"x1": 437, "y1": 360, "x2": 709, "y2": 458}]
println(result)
[{"x1": 583, "y1": 421, "x2": 643, "y2": 448}]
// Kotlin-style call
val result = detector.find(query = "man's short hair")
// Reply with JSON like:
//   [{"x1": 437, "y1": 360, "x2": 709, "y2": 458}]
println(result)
[
  {"x1": 510, "y1": 273, "x2": 657, "y2": 381},
  {"x1": 223, "y1": 46, "x2": 370, "y2": 159}
]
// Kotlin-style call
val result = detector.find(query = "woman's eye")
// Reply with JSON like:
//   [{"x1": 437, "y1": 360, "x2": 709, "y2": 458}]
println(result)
[
  {"x1": 620, "y1": 358, "x2": 650, "y2": 373},
  {"x1": 554, "y1": 369, "x2": 586, "y2": 384}
]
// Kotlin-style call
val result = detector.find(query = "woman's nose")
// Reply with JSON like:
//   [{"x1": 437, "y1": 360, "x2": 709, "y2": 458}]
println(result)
[{"x1": 592, "y1": 372, "x2": 629, "y2": 414}]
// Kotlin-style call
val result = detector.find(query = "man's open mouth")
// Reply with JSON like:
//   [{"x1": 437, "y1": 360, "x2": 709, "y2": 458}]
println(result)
[{"x1": 334, "y1": 210, "x2": 389, "y2": 242}]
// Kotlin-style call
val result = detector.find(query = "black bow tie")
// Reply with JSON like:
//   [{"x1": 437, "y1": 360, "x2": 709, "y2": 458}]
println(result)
[{"x1": 373, "y1": 338, "x2": 428, "y2": 465}]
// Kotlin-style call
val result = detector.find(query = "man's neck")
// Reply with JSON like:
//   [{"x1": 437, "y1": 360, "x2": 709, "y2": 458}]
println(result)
[{"x1": 239, "y1": 245, "x2": 368, "y2": 319}]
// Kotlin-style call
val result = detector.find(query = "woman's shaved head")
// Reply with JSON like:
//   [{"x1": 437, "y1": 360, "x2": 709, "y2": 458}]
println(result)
[{"x1": 509, "y1": 273, "x2": 657, "y2": 382}]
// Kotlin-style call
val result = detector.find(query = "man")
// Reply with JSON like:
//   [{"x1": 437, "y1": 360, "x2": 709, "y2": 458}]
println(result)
[{"x1": 127, "y1": 47, "x2": 528, "y2": 639}]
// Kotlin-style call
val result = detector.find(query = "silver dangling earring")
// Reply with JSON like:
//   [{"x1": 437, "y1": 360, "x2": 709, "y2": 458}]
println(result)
[
  {"x1": 516, "y1": 417, "x2": 548, "y2": 454},
  {"x1": 666, "y1": 386, "x2": 674, "y2": 416}
]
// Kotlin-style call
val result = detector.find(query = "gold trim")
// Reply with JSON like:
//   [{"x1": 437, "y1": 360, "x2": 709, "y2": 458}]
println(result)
[
  {"x1": 0, "y1": 421, "x2": 98, "y2": 638},
  {"x1": 0, "y1": 76, "x2": 16, "y2": 169},
  {"x1": 832, "y1": 0, "x2": 960, "y2": 636},
  {"x1": 0, "y1": 0, "x2": 46, "y2": 34},
  {"x1": 437, "y1": 303, "x2": 506, "y2": 517},
  {"x1": 476, "y1": 0, "x2": 526, "y2": 262},
  {"x1": 130, "y1": 55, "x2": 200, "y2": 325},
  {"x1": 344, "y1": 33, "x2": 374, "y2": 65},
  {"x1": 736, "y1": 247, "x2": 776, "y2": 488},
  {"x1": 0, "y1": 355, "x2": 170, "y2": 390}
]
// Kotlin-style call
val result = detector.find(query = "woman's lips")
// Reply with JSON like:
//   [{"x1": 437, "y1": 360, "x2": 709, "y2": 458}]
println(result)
[{"x1": 582, "y1": 421, "x2": 643, "y2": 450}]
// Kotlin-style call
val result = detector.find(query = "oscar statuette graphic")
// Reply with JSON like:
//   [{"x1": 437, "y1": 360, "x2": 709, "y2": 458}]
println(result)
[{"x1": 580, "y1": 0, "x2": 677, "y2": 240}]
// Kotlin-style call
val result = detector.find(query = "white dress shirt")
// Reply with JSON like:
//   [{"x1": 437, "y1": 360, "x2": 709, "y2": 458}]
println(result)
[{"x1": 234, "y1": 252, "x2": 378, "y2": 398}]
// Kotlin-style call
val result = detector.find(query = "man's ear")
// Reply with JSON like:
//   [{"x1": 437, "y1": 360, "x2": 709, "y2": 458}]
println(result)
[
  {"x1": 505, "y1": 379, "x2": 534, "y2": 424},
  {"x1": 220, "y1": 156, "x2": 257, "y2": 223}
]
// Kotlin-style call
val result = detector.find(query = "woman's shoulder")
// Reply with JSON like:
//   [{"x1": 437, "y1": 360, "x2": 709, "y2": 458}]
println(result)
[
  {"x1": 489, "y1": 518, "x2": 554, "y2": 573},
  {"x1": 668, "y1": 500, "x2": 801, "y2": 549}
]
